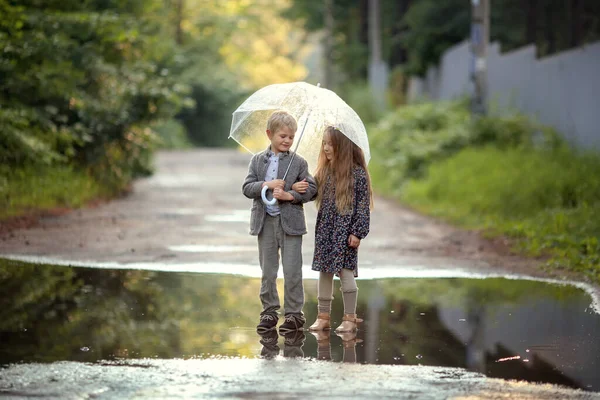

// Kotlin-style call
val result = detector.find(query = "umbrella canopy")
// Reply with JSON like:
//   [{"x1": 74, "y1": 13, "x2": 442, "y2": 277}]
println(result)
[{"x1": 229, "y1": 81, "x2": 370, "y2": 173}]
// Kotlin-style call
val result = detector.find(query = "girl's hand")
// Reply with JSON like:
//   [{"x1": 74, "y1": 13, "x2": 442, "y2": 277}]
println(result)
[
  {"x1": 274, "y1": 187, "x2": 294, "y2": 201},
  {"x1": 292, "y1": 179, "x2": 309, "y2": 193},
  {"x1": 348, "y1": 234, "x2": 361, "y2": 248}
]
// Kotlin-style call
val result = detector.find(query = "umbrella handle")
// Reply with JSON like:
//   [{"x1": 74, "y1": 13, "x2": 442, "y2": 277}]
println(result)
[{"x1": 261, "y1": 185, "x2": 278, "y2": 206}]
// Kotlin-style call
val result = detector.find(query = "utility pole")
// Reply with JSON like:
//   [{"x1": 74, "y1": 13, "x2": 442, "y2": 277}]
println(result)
[
  {"x1": 470, "y1": 0, "x2": 489, "y2": 115},
  {"x1": 323, "y1": 0, "x2": 334, "y2": 89}
]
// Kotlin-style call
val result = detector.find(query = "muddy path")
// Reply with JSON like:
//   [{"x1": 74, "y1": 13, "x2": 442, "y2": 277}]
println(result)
[
  {"x1": 0, "y1": 149, "x2": 593, "y2": 286},
  {"x1": 3, "y1": 149, "x2": 600, "y2": 398}
]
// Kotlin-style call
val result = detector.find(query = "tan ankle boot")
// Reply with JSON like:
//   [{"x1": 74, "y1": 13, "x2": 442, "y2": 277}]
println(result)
[
  {"x1": 336, "y1": 331, "x2": 363, "y2": 346},
  {"x1": 334, "y1": 314, "x2": 363, "y2": 333},
  {"x1": 308, "y1": 313, "x2": 331, "y2": 331}
]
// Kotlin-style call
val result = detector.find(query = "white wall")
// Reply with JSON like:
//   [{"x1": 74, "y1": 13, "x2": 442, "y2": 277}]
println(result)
[{"x1": 408, "y1": 40, "x2": 600, "y2": 148}]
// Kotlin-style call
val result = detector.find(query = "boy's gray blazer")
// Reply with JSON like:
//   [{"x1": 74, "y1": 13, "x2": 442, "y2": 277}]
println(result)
[{"x1": 242, "y1": 147, "x2": 317, "y2": 236}]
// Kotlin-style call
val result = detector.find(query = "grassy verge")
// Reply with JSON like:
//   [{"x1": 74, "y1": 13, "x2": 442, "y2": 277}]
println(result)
[
  {"x1": 402, "y1": 147, "x2": 600, "y2": 283},
  {"x1": 0, "y1": 165, "x2": 112, "y2": 220},
  {"x1": 369, "y1": 101, "x2": 600, "y2": 284}
]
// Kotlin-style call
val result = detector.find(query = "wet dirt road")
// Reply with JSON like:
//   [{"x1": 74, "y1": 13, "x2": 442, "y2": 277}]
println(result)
[
  {"x1": 1, "y1": 149, "x2": 600, "y2": 399},
  {"x1": 0, "y1": 149, "x2": 584, "y2": 278}
]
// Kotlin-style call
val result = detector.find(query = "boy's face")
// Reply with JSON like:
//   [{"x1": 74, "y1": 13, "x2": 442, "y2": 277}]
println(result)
[{"x1": 266, "y1": 126, "x2": 295, "y2": 154}]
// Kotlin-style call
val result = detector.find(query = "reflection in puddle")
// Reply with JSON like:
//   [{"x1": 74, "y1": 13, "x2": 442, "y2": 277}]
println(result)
[{"x1": 0, "y1": 258, "x2": 598, "y2": 392}]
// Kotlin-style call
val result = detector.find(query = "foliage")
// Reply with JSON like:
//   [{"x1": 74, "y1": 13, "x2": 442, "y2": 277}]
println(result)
[
  {"x1": 399, "y1": 0, "x2": 469, "y2": 76},
  {"x1": 369, "y1": 100, "x2": 470, "y2": 195},
  {"x1": 0, "y1": 0, "x2": 186, "y2": 193},
  {"x1": 0, "y1": 0, "x2": 310, "y2": 218},
  {"x1": 401, "y1": 146, "x2": 600, "y2": 283},
  {"x1": 284, "y1": 0, "x2": 600, "y2": 81},
  {"x1": 153, "y1": 119, "x2": 192, "y2": 149},
  {"x1": 0, "y1": 164, "x2": 108, "y2": 219},
  {"x1": 161, "y1": 0, "x2": 309, "y2": 147},
  {"x1": 337, "y1": 82, "x2": 384, "y2": 126},
  {"x1": 369, "y1": 100, "x2": 600, "y2": 282},
  {"x1": 369, "y1": 100, "x2": 561, "y2": 196}
]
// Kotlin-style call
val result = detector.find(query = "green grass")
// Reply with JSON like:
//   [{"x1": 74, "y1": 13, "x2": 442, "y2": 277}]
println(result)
[
  {"x1": 0, "y1": 165, "x2": 110, "y2": 220},
  {"x1": 397, "y1": 146, "x2": 600, "y2": 283}
]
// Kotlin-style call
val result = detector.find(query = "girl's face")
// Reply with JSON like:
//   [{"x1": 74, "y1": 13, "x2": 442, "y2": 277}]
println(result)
[{"x1": 322, "y1": 135, "x2": 334, "y2": 162}]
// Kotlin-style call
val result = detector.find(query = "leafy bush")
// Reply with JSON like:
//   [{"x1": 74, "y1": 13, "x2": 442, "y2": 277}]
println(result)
[
  {"x1": 0, "y1": 1, "x2": 186, "y2": 185},
  {"x1": 401, "y1": 146, "x2": 600, "y2": 282},
  {"x1": 153, "y1": 119, "x2": 192, "y2": 149},
  {"x1": 177, "y1": 79, "x2": 246, "y2": 148},
  {"x1": 338, "y1": 82, "x2": 385, "y2": 126},
  {"x1": 370, "y1": 100, "x2": 600, "y2": 282},
  {"x1": 403, "y1": 146, "x2": 600, "y2": 218},
  {"x1": 369, "y1": 101, "x2": 470, "y2": 195},
  {"x1": 369, "y1": 100, "x2": 560, "y2": 196}
]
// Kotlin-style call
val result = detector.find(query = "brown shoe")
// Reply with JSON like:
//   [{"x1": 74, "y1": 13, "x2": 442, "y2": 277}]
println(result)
[
  {"x1": 334, "y1": 314, "x2": 363, "y2": 333},
  {"x1": 310, "y1": 331, "x2": 331, "y2": 361},
  {"x1": 335, "y1": 330, "x2": 364, "y2": 347},
  {"x1": 308, "y1": 313, "x2": 331, "y2": 331},
  {"x1": 309, "y1": 330, "x2": 330, "y2": 343}
]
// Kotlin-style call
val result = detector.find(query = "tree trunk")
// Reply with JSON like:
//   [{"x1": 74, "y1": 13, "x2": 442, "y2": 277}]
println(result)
[
  {"x1": 389, "y1": 0, "x2": 411, "y2": 67},
  {"x1": 174, "y1": 0, "x2": 184, "y2": 45},
  {"x1": 369, "y1": 0, "x2": 382, "y2": 64},
  {"x1": 570, "y1": 0, "x2": 583, "y2": 47},
  {"x1": 524, "y1": 0, "x2": 537, "y2": 45},
  {"x1": 368, "y1": 0, "x2": 388, "y2": 109},
  {"x1": 359, "y1": 0, "x2": 368, "y2": 47},
  {"x1": 323, "y1": 0, "x2": 334, "y2": 89},
  {"x1": 544, "y1": 1, "x2": 556, "y2": 54}
]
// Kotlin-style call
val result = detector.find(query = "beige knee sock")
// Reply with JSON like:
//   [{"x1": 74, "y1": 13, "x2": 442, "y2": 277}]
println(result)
[
  {"x1": 317, "y1": 272, "x2": 334, "y2": 314},
  {"x1": 339, "y1": 268, "x2": 358, "y2": 314}
]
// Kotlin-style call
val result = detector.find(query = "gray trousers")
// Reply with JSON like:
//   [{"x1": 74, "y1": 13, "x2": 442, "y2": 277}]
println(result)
[{"x1": 258, "y1": 214, "x2": 305, "y2": 318}]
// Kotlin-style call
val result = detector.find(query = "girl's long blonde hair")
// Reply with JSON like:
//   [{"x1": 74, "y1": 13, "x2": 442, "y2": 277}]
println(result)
[{"x1": 314, "y1": 126, "x2": 373, "y2": 214}]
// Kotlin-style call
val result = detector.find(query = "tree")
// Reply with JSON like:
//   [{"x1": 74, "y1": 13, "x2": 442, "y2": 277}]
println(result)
[
  {"x1": 0, "y1": 0, "x2": 186, "y2": 189},
  {"x1": 284, "y1": 0, "x2": 600, "y2": 82},
  {"x1": 167, "y1": 0, "x2": 309, "y2": 146}
]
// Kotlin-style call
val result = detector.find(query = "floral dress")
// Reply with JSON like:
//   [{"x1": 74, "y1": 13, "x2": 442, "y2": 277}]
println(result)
[{"x1": 311, "y1": 166, "x2": 371, "y2": 277}]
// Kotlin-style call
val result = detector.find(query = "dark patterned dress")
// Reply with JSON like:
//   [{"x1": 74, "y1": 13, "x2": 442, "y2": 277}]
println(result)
[{"x1": 311, "y1": 166, "x2": 371, "y2": 277}]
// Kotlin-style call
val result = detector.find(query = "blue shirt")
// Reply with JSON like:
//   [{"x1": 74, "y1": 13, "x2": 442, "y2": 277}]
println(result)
[{"x1": 264, "y1": 150, "x2": 281, "y2": 216}]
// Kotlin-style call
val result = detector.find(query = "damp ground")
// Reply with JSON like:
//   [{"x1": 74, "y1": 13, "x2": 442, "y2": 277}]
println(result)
[{"x1": 1, "y1": 149, "x2": 599, "y2": 399}]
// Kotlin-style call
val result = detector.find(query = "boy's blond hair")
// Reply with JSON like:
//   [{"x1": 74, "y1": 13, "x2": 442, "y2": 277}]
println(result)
[{"x1": 267, "y1": 111, "x2": 297, "y2": 134}]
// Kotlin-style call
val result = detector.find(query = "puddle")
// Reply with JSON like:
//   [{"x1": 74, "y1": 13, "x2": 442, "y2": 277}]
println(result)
[{"x1": 0, "y1": 258, "x2": 599, "y2": 392}]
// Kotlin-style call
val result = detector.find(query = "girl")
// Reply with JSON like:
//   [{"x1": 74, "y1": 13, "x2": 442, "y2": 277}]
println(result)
[{"x1": 307, "y1": 126, "x2": 373, "y2": 334}]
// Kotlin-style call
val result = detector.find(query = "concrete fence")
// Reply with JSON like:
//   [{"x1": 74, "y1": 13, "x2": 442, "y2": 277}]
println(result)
[{"x1": 407, "y1": 40, "x2": 600, "y2": 149}]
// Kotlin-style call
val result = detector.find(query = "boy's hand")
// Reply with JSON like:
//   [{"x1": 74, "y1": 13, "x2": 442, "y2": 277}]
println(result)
[
  {"x1": 274, "y1": 187, "x2": 294, "y2": 201},
  {"x1": 263, "y1": 179, "x2": 285, "y2": 190},
  {"x1": 292, "y1": 179, "x2": 309, "y2": 194},
  {"x1": 348, "y1": 234, "x2": 361, "y2": 248}
]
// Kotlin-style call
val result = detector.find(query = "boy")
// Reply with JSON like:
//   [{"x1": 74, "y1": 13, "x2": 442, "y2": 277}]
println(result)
[{"x1": 242, "y1": 110, "x2": 317, "y2": 334}]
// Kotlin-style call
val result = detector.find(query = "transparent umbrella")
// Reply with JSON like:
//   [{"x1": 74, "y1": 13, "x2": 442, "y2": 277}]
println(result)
[{"x1": 229, "y1": 82, "x2": 370, "y2": 204}]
